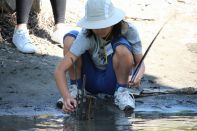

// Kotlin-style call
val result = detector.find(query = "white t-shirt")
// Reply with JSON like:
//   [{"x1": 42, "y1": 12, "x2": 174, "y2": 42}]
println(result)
[{"x1": 70, "y1": 22, "x2": 142, "y2": 70}]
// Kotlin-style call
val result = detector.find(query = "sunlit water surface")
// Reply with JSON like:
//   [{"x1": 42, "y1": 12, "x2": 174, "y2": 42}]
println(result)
[{"x1": 0, "y1": 112, "x2": 197, "y2": 131}]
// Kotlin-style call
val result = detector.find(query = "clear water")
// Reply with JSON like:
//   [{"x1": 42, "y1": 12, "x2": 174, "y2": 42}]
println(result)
[
  {"x1": 0, "y1": 96, "x2": 197, "y2": 130},
  {"x1": 0, "y1": 112, "x2": 197, "y2": 130}
]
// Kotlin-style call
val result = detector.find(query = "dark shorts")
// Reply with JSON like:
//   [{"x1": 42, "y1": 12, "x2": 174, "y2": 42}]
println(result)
[{"x1": 64, "y1": 30, "x2": 132, "y2": 95}]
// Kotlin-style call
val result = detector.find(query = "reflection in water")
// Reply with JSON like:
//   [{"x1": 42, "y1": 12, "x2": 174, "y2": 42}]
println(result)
[
  {"x1": 0, "y1": 113, "x2": 197, "y2": 130},
  {"x1": 60, "y1": 96, "x2": 134, "y2": 131},
  {"x1": 62, "y1": 107, "x2": 134, "y2": 131},
  {"x1": 133, "y1": 114, "x2": 197, "y2": 130}
]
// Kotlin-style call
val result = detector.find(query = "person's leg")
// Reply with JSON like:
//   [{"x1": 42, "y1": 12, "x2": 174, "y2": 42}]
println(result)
[
  {"x1": 112, "y1": 38, "x2": 135, "y2": 111},
  {"x1": 13, "y1": 0, "x2": 36, "y2": 53},
  {"x1": 113, "y1": 45, "x2": 134, "y2": 85},
  {"x1": 81, "y1": 52, "x2": 102, "y2": 94},
  {"x1": 50, "y1": 0, "x2": 66, "y2": 25},
  {"x1": 80, "y1": 51, "x2": 117, "y2": 95},
  {"x1": 16, "y1": 0, "x2": 33, "y2": 29},
  {"x1": 80, "y1": 40, "x2": 132, "y2": 95},
  {"x1": 50, "y1": 0, "x2": 69, "y2": 45},
  {"x1": 112, "y1": 37, "x2": 134, "y2": 86}
]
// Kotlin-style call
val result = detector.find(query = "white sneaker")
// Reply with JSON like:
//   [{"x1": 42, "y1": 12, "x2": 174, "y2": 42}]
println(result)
[
  {"x1": 51, "y1": 28, "x2": 66, "y2": 45},
  {"x1": 12, "y1": 29, "x2": 36, "y2": 53},
  {"x1": 114, "y1": 87, "x2": 135, "y2": 111},
  {"x1": 51, "y1": 25, "x2": 81, "y2": 45}
]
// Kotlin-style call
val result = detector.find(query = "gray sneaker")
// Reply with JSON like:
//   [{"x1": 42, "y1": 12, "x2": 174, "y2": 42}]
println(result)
[
  {"x1": 114, "y1": 87, "x2": 135, "y2": 111},
  {"x1": 12, "y1": 29, "x2": 36, "y2": 53},
  {"x1": 68, "y1": 84, "x2": 80, "y2": 98},
  {"x1": 56, "y1": 84, "x2": 81, "y2": 108}
]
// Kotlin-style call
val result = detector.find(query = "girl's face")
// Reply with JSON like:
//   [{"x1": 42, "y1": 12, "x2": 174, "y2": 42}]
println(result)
[{"x1": 92, "y1": 26, "x2": 112, "y2": 38}]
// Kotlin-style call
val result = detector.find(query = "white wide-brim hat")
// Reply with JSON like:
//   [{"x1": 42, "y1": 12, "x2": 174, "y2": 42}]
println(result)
[{"x1": 77, "y1": 0, "x2": 125, "y2": 29}]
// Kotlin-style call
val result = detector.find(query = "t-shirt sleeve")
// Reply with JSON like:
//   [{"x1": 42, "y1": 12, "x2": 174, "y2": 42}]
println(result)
[
  {"x1": 125, "y1": 23, "x2": 142, "y2": 54},
  {"x1": 70, "y1": 30, "x2": 90, "y2": 57}
]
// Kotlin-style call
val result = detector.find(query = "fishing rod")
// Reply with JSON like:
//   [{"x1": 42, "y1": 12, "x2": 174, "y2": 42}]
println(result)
[{"x1": 131, "y1": 19, "x2": 170, "y2": 82}]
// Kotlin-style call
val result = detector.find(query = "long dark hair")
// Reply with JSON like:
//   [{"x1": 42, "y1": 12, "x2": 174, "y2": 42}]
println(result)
[{"x1": 84, "y1": 20, "x2": 124, "y2": 40}]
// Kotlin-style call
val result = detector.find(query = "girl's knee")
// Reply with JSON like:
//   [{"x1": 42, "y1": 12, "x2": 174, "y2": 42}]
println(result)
[
  {"x1": 63, "y1": 35, "x2": 76, "y2": 50},
  {"x1": 115, "y1": 45, "x2": 131, "y2": 57},
  {"x1": 63, "y1": 30, "x2": 79, "y2": 49},
  {"x1": 113, "y1": 45, "x2": 134, "y2": 65}
]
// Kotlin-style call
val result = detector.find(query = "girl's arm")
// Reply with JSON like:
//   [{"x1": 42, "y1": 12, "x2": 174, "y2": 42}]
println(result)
[{"x1": 54, "y1": 51, "x2": 78, "y2": 111}]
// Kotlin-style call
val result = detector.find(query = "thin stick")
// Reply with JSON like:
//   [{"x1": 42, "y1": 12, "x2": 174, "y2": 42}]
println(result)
[{"x1": 131, "y1": 19, "x2": 169, "y2": 82}]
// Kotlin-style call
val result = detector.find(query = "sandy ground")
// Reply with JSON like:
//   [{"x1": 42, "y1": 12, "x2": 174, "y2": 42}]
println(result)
[{"x1": 0, "y1": 0, "x2": 197, "y2": 116}]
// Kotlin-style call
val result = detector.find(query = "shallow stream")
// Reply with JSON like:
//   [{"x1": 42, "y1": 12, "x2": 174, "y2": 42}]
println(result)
[{"x1": 0, "y1": 113, "x2": 197, "y2": 131}]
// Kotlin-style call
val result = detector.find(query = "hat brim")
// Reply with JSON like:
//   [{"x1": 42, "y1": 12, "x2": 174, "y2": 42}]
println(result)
[{"x1": 77, "y1": 8, "x2": 125, "y2": 29}]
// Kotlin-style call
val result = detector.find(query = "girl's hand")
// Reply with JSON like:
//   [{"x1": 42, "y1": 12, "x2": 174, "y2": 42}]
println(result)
[
  {"x1": 128, "y1": 77, "x2": 141, "y2": 87},
  {"x1": 128, "y1": 75, "x2": 142, "y2": 88},
  {"x1": 62, "y1": 96, "x2": 77, "y2": 112}
]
